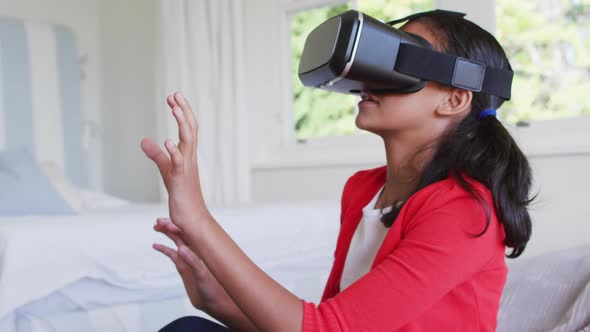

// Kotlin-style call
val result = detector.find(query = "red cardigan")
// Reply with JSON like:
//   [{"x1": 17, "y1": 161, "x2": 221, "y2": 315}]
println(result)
[{"x1": 301, "y1": 165, "x2": 507, "y2": 331}]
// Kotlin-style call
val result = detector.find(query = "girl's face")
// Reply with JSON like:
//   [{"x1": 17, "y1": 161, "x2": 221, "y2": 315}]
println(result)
[{"x1": 355, "y1": 21, "x2": 458, "y2": 138}]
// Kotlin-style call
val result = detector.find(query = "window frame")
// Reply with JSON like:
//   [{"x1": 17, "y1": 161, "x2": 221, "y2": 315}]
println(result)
[{"x1": 252, "y1": 0, "x2": 590, "y2": 170}]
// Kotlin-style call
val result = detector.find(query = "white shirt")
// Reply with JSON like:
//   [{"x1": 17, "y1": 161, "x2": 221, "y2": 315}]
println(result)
[{"x1": 340, "y1": 184, "x2": 393, "y2": 291}]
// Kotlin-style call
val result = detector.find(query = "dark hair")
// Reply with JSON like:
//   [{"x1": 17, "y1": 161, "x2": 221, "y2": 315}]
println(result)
[{"x1": 379, "y1": 12, "x2": 534, "y2": 258}]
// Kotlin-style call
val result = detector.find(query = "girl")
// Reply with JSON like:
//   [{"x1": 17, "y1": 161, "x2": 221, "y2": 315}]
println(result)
[{"x1": 141, "y1": 9, "x2": 533, "y2": 332}]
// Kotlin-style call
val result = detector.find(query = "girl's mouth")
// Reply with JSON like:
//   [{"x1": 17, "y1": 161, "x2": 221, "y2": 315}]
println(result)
[{"x1": 359, "y1": 91, "x2": 380, "y2": 107}]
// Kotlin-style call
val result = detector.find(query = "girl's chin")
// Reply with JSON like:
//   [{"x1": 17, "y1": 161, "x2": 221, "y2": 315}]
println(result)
[
  {"x1": 355, "y1": 115, "x2": 394, "y2": 135},
  {"x1": 355, "y1": 116, "x2": 374, "y2": 131}
]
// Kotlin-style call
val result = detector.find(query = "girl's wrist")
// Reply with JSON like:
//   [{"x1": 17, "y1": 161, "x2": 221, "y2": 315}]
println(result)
[{"x1": 172, "y1": 204, "x2": 212, "y2": 232}]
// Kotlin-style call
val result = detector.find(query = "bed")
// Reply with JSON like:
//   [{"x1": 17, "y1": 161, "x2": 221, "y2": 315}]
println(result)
[{"x1": 0, "y1": 14, "x2": 588, "y2": 332}]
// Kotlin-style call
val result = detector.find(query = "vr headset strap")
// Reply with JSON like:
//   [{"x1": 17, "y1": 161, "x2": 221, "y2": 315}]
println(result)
[{"x1": 395, "y1": 43, "x2": 513, "y2": 100}]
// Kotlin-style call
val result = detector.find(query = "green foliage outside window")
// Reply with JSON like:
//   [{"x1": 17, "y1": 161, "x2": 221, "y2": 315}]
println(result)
[
  {"x1": 290, "y1": 3, "x2": 355, "y2": 141},
  {"x1": 291, "y1": 0, "x2": 590, "y2": 140},
  {"x1": 496, "y1": 0, "x2": 590, "y2": 123}
]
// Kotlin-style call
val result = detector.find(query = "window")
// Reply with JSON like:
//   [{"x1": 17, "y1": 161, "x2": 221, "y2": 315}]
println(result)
[
  {"x1": 496, "y1": 0, "x2": 590, "y2": 124},
  {"x1": 290, "y1": 3, "x2": 356, "y2": 142},
  {"x1": 289, "y1": 0, "x2": 435, "y2": 142}
]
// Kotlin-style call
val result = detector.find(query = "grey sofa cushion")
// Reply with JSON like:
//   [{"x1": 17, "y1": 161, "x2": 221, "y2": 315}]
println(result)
[{"x1": 498, "y1": 245, "x2": 590, "y2": 332}]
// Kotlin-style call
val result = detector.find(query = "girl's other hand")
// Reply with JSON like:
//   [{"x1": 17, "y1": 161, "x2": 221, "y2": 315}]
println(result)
[{"x1": 153, "y1": 217, "x2": 233, "y2": 316}]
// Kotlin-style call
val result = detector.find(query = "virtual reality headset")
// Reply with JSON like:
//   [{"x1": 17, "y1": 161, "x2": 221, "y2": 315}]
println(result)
[{"x1": 298, "y1": 9, "x2": 513, "y2": 100}]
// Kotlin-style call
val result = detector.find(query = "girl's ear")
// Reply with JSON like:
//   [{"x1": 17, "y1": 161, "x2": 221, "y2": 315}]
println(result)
[{"x1": 435, "y1": 88, "x2": 472, "y2": 118}]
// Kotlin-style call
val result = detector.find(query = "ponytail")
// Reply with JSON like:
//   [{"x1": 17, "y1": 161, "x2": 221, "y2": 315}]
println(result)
[{"x1": 379, "y1": 13, "x2": 534, "y2": 258}]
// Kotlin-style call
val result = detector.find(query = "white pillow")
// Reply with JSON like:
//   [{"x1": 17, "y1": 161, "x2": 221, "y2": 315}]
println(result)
[
  {"x1": 39, "y1": 161, "x2": 130, "y2": 211},
  {"x1": 78, "y1": 190, "x2": 130, "y2": 210},
  {"x1": 39, "y1": 161, "x2": 84, "y2": 212}
]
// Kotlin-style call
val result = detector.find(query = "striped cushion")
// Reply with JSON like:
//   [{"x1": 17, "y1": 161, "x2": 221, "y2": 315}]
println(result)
[{"x1": 0, "y1": 16, "x2": 87, "y2": 188}]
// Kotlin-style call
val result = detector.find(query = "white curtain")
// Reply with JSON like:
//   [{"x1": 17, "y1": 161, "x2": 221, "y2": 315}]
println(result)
[{"x1": 156, "y1": 0, "x2": 252, "y2": 208}]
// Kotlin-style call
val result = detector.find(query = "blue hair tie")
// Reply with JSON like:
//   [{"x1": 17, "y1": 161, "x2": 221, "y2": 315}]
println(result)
[{"x1": 479, "y1": 108, "x2": 496, "y2": 120}]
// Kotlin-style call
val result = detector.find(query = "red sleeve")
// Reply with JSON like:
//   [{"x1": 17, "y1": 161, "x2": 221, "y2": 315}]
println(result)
[
  {"x1": 319, "y1": 170, "x2": 365, "y2": 303},
  {"x1": 301, "y1": 185, "x2": 504, "y2": 331},
  {"x1": 339, "y1": 171, "x2": 363, "y2": 226}
]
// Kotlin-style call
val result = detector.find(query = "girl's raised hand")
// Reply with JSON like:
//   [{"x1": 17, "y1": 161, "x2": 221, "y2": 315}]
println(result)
[{"x1": 140, "y1": 92, "x2": 210, "y2": 228}]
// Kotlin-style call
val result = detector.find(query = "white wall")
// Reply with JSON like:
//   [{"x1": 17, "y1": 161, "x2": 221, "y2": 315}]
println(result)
[
  {"x1": 526, "y1": 155, "x2": 590, "y2": 257},
  {"x1": 244, "y1": 0, "x2": 288, "y2": 166},
  {"x1": 437, "y1": 0, "x2": 495, "y2": 31},
  {"x1": 0, "y1": 0, "x2": 103, "y2": 190},
  {"x1": 97, "y1": 0, "x2": 160, "y2": 202}
]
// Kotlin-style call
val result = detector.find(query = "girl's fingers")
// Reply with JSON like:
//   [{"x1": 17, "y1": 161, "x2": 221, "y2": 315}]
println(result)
[
  {"x1": 164, "y1": 138, "x2": 184, "y2": 174},
  {"x1": 167, "y1": 94, "x2": 178, "y2": 110},
  {"x1": 173, "y1": 92, "x2": 198, "y2": 145},
  {"x1": 154, "y1": 220, "x2": 186, "y2": 247},
  {"x1": 153, "y1": 244, "x2": 191, "y2": 274},
  {"x1": 140, "y1": 138, "x2": 170, "y2": 176},
  {"x1": 172, "y1": 106, "x2": 193, "y2": 154},
  {"x1": 174, "y1": 92, "x2": 193, "y2": 117},
  {"x1": 153, "y1": 224, "x2": 183, "y2": 247},
  {"x1": 178, "y1": 245, "x2": 206, "y2": 275},
  {"x1": 156, "y1": 218, "x2": 183, "y2": 235},
  {"x1": 156, "y1": 217, "x2": 182, "y2": 233},
  {"x1": 153, "y1": 243, "x2": 179, "y2": 265}
]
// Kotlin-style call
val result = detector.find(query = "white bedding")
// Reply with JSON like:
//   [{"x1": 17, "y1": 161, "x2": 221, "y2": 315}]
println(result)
[
  {"x1": 0, "y1": 200, "x2": 341, "y2": 322},
  {"x1": 7, "y1": 293, "x2": 210, "y2": 332}
]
